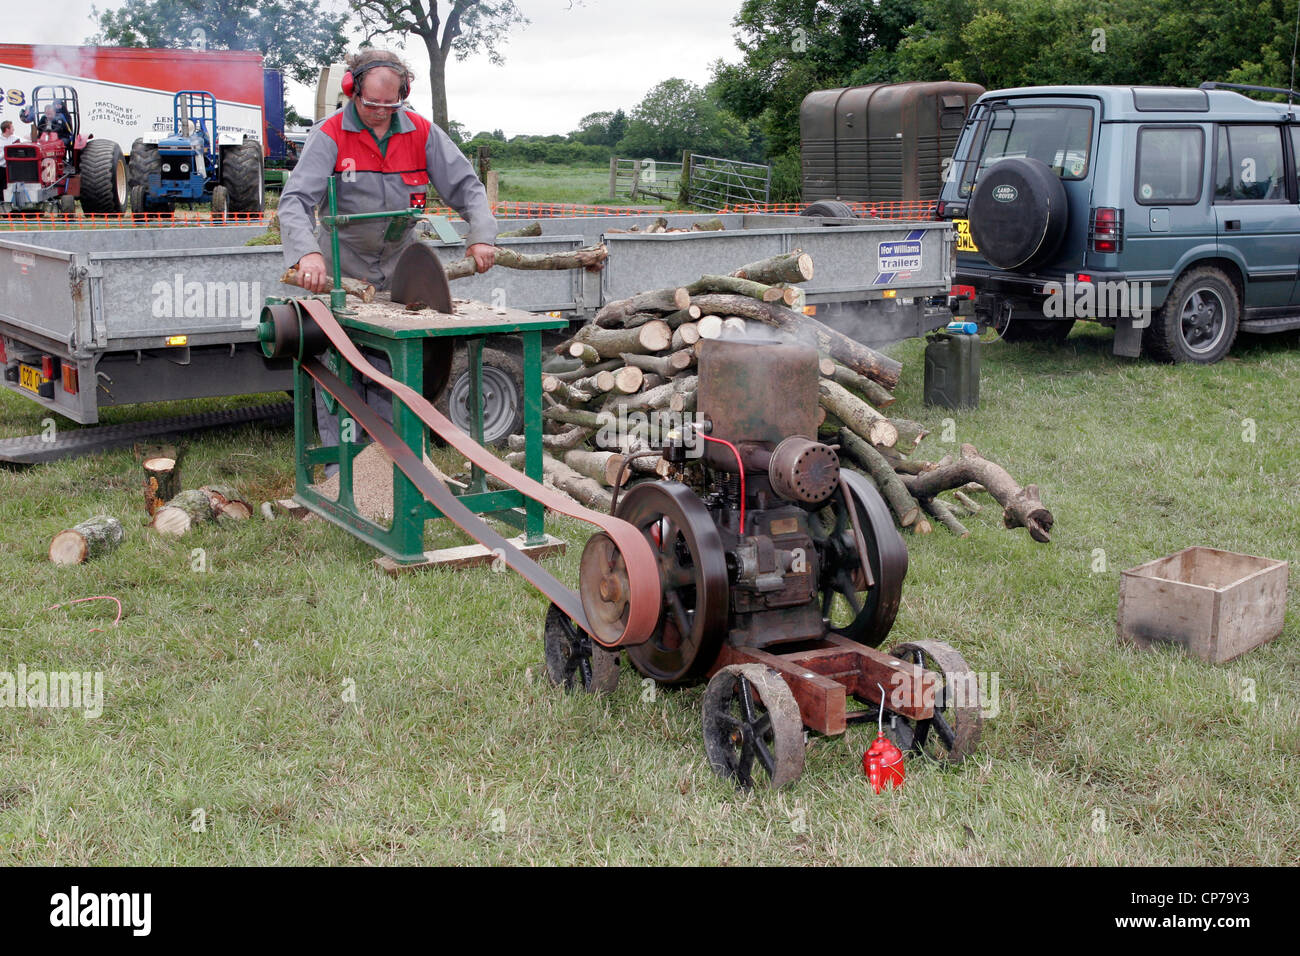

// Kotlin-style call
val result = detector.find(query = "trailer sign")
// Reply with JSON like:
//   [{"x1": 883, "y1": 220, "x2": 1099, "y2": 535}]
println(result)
[{"x1": 877, "y1": 239, "x2": 922, "y2": 274}]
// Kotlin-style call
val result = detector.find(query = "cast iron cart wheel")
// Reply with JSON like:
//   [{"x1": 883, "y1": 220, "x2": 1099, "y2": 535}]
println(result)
[
  {"x1": 702, "y1": 664, "x2": 805, "y2": 789},
  {"x1": 543, "y1": 602, "x2": 619, "y2": 695},
  {"x1": 617, "y1": 482, "x2": 729, "y2": 686},
  {"x1": 883, "y1": 639, "x2": 982, "y2": 764},
  {"x1": 809, "y1": 470, "x2": 908, "y2": 647}
]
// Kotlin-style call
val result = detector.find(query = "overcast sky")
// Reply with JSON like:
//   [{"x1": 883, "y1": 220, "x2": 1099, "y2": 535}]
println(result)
[{"x1": 9, "y1": 0, "x2": 747, "y2": 136}]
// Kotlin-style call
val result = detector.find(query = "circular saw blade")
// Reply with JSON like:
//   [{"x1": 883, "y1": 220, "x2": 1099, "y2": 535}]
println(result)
[{"x1": 390, "y1": 241, "x2": 453, "y2": 314}]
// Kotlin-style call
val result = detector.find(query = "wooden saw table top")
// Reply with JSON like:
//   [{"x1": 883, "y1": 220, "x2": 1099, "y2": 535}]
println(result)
[{"x1": 339, "y1": 294, "x2": 569, "y2": 339}]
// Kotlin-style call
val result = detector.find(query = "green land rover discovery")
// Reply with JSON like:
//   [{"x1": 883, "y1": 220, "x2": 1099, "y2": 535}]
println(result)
[{"x1": 938, "y1": 83, "x2": 1300, "y2": 363}]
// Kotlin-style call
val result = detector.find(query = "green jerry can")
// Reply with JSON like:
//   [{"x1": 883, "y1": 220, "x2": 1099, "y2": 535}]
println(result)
[{"x1": 923, "y1": 330, "x2": 980, "y2": 409}]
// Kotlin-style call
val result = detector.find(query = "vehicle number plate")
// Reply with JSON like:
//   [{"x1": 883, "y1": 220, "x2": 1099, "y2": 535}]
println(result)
[
  {"x1": 954, "y1": 218, "x2": 979, "y2": 253},
  {"x1": 18, "y1": 364, "x2": 47, "y2": 394}
]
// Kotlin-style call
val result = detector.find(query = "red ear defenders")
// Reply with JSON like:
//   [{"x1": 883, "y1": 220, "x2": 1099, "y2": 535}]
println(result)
[{"x1": 341, "y1": 58, "x2": 412, "y2": 101}]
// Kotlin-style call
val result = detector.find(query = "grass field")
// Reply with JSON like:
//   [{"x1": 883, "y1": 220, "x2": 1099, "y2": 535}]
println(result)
[
  {"x1": 1, "y1": 320, "x2": 1296, "y2": 865},
  {"x1": 494, "y1": 162, "x2": 660, "y2": 207}
]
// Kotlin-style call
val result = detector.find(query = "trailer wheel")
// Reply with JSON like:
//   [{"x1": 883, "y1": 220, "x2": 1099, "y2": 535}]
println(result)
[
  {"x1": 79, "y1": 139, "x2": 127, "y2": 215},
  {"x1": 223, "y1": 140, "x2": 264, "y2": 214},
  {"x1": 436, "y1": 347, "x2": 524, "y2": 446},
  {"x1": 800, "y1": 200, "x2": 857, "y2": 220}
]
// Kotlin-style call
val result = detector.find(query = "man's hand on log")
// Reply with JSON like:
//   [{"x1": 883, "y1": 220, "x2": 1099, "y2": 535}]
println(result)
[
  {"x1": 293, "y1": 252, "x2": 331, "y2": 294},
  {"x1": 468, "y1": 243, "x2": 496, "y2": 274}
]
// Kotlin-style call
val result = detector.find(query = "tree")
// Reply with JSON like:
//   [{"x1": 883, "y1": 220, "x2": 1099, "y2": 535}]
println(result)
[
  {"x1": 352, "y1": 0, "x2": 527, "y2": 131},
  {"x1": 89, "y1": 0, "x2": 350, "y2": 85},
  {"x1": 616, "y1": 79, "x2": 753, "y2": 161},
  {"x1": 573, "y1": 110, "x2": 614, "y2": 145}
]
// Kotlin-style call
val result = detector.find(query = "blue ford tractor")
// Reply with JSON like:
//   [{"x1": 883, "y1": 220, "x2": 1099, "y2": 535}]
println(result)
[{"x1": 128, "y1": 90, "x2": 264, "y2": 219}]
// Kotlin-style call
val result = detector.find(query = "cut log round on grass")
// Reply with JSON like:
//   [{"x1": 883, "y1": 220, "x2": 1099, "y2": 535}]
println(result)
[
  {"x1": 730, "y1": 251, "x2": 814, "y2": 285},
  {"x1": 690, "y1": 294, "x2": 901, "y2": 388},
  {"x1": 143, "y1": 448, "x2": 181, "y2": 516},
  {"x1": 900, "y1": 443, "x2": 1054, "y2": 542},
  {"x1": 837, "y1": 429, "x2": 920, "y2": 527},
  {"x1": 200, "y1": 484, "x2": 253, "y2": 521},
  {"x1": 49, "y1": 515, "x2": 125, "y2": 565},
  {"x1": 818, "y1": 379, "x2": 898, "y2": 448},
  {"x1": 150, "y1": 489, "x2": 216, "y2": 536}
]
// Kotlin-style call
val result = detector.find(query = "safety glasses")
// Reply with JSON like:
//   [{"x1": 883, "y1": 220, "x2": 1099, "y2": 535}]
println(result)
[{"x1": 358, "y1": 97, "x2": 405, "y2": 110}]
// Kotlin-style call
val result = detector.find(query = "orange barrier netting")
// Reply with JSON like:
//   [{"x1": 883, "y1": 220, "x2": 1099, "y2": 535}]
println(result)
[
  {"x1": 0, "y1": 211, "x2": 272, "y2": 230},
  {"x1": 718, "y1": 200, "x2": 939, "y2": 220},
  {"x1": 2, "y1": 199, "x2": 938, "y2": 231}
]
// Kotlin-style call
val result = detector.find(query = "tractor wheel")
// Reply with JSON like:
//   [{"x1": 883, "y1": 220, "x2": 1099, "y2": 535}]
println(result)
[
  {"x1": 79, "y1": 139, "x2": 128, "y2": 215},
  {"x1": 211, "y1": 185, "x2": 230, "y2": 223},
  {"x1": 129, "y1": 184, "x2": 146, "y2": 222},
  {"x1": 128, "y1": 138, "x2": 159, "y2": 190},
  {"x1": 223, "y1": 140, "x2": 264, "y2": 213}
]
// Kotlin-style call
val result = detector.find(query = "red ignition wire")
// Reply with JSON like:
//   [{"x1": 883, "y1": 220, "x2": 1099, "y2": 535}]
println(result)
[{"x1": 698, "y1": 433, "x2": 746, "y2": 534}]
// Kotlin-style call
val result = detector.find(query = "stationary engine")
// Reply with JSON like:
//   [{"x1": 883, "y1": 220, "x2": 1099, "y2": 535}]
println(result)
[{"x1": 577, "y1": 337, "x2": 907, "y2": 685}]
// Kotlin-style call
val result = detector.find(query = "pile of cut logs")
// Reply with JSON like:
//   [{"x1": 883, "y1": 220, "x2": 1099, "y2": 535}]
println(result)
[
  {"x1": 47, "y1": 446, "x2": 259, "y2": 565},
  {"x1": 510, "y1": 249, "x2": 1053, "y2": 543}
]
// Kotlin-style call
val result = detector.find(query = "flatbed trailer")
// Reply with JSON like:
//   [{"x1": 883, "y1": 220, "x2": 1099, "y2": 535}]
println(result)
[{"x1": 0, "y1": 212, "x2": 954, "y2": 429}]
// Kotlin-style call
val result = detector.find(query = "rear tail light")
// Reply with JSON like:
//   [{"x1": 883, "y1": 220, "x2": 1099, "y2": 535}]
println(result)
[
  {"x1": 1089, "y1": 207, "x2": 1124, "y2": 253},
  {"x1": 41, "y1": 355, "x2": 54, "y2": 379},
  {"x1": 61, "y1": 361, "x2": 78, "y2": 395},
  {"x1": 0, "y1": 340, "x2": 6, "y2": 364}
]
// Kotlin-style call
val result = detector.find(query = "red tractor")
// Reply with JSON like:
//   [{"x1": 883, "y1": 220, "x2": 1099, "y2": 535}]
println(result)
[{"x1": 3, "y1": 86, "x2": 127, "y2": 216}]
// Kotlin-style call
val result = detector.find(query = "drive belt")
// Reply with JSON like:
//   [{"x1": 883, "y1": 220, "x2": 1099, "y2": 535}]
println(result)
[{"x1": 297, "y1": 298, "x2": 661, "y2": 648}]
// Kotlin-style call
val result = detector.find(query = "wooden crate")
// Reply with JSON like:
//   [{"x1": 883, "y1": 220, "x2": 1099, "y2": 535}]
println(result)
[{"x1": 1118, "y1": 547, "x2": 1289, "y2": 663}]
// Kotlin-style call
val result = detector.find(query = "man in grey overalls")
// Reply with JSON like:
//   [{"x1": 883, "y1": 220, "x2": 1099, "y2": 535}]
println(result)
[{"x1": 279, "y1": 49, "x2": 497, "y2": 459}]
